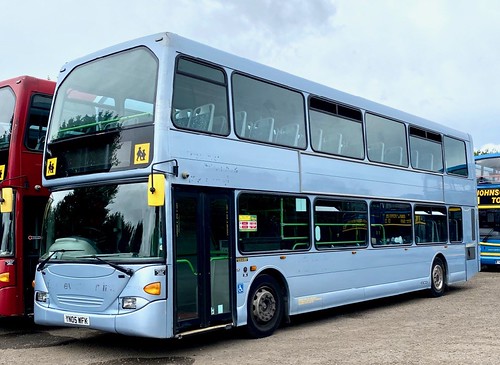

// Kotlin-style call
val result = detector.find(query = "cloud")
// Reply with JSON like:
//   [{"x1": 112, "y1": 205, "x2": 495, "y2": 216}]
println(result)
[{"x1": 1, "y1": 0, "x2": 499, "y2": 149}]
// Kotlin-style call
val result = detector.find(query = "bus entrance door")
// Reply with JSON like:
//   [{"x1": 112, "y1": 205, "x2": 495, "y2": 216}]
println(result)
[{"x1": 173, "y1": 189, "x2": 233, "y2": 334}]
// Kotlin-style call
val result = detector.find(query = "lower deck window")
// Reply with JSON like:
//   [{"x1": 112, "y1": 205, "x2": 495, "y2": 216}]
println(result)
[
  {"x1": 414, "y1": 205, "x2": 448, "y2": 243},
  {"x1": 370, "y1": 202, "x2": 412, "y2": 245},
  {"x1": 314, "y1": 199, "x2": 367, "y2": 249},
  {"x1": 238, "y1": 193, "x2": 310, "y2": 252}
]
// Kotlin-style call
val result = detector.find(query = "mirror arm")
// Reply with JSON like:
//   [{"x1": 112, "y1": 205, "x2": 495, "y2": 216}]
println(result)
[{"x1": 149, "y1": 159, "x2": 178, "y2": 192}]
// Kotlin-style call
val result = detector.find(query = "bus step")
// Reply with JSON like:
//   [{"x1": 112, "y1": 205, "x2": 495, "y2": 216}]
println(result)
[{"x1": 174, "y1": 323, "x2": 234, "y2": 339}]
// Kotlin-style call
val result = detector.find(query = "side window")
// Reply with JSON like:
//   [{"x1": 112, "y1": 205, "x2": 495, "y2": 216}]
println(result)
[
  {"x1": 410, "y1": 127, "x2": 443, "y2": 172},
  {"x1": 25, "y1": 94, "x2": 52, "y2": 150},
  {"x1": 314, "y1": 199, "x2": 367, "y2": 249},
  {"x1": 0, "y1": 86, "x2": 15, "y2": 149},
  {"x1": 238, "y1": 194, "x2": 310, "y2": 252},
  {"x1": 414, "y1": 205, "x2": 448, "y2": 243},
  {"x1": 370, "y1": 202, "x2": 412, "y2": 245},
  {"x1": 172, "y1": 58, "x2": 229, "y2": 135},
  {"x1": 309, "y1": 97, "x2": 364, "y2": 159},
  {"x1": 366, "y1": 113, "x2": 408, "y2": 166},
  {"x1": 232, "y1": 74, "x2": 306, "y2": 148},
  {"x1": 444, "y1": 136, "x2": 468, "y2": 177},
  {"x1": 448, "y1": 207, "x2": 463, "y2": 243}
]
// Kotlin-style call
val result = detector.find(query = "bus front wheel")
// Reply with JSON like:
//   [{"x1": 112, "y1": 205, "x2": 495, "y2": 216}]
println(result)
[
  {"x1": 246, "y1": 274, "x2": 284, "y2": 338},
  {"x1": 429, "y1": 257, "x2": 446, "y2": 297}
]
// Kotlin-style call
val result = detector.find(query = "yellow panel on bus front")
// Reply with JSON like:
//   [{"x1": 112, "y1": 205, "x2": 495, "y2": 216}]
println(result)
[
  {"x1": 0, "y1": 188, "x2": 13, "y2": 213},
  {"x1": 148, "y1": 174, "x2": 165, "y2": 206}
]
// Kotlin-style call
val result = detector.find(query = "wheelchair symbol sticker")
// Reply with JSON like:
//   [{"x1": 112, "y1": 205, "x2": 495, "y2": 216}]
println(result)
[{"x1": 237, "y1": 283, "x2": 244, "y2": 294}]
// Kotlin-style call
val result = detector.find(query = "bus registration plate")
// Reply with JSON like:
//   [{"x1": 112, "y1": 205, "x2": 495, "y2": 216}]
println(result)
[{"x1": 64, "y1": 314, "x2": 90, "y2": 326}]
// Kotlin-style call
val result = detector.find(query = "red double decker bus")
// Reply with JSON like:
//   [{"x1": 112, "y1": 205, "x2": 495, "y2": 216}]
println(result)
[{"x1": 0, "y1": 76, "x2": 54, "y2": 316}]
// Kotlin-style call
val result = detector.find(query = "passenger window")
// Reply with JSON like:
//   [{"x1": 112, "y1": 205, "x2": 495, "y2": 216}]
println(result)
[
  {"x1": 238, "y1": 194, "x2": 310, "y2": 252},
  {"x1": 370, "y1": 202, "x2": 412, "y2": 245},
  {"x1": 232, "y1": 74, "x2": 306, "y2": 148},
  {"x1": 309, "y1": 97, "x2": 364, "y2": 159},
  {"x1": 444, "y1": 136, "x2": 468, "y2": 177},
  {"x1": 314, "y1": 199, "x2": 368, "y2": 249},
  {"x1": 172, "y1": 58, "x2": 229, "y2": 135},
  {"x1": 366, "y1": 113, "x2": 408, "y2": 166},
  {"x1": 409, "y1": 127, "x2": 443, "y2": 172},
  {"x1": 414, "y1": 205, "x2": 447, "y2": 243}
]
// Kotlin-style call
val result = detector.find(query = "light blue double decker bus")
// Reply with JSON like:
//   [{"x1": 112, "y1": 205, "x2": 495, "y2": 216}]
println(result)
[
  {"x1": 475, "y1": 153, "x2": 500, "y2": 267},
  {"x1": 34, "y1": 32, "x2": 479, "y2": 339}
]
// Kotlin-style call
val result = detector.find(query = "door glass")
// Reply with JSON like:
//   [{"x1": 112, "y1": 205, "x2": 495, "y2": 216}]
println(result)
[
  {"x1": 175, "y1": 196, "x2": 199, "y2": 321},
  {"x1": 209, "y1": 197, "x2": 230, "y2": 316}
]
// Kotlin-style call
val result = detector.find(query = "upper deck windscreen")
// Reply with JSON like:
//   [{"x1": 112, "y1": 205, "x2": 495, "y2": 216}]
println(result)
[
  {"x1": 476, "y1": 156, "x2": 500, "y2": 185},
  {"x1": 45, "y1": 47, "x2": 158, "y2": 178},
  {"x1": 0, "y1": 87, "x2": 15, "y2": 150}
]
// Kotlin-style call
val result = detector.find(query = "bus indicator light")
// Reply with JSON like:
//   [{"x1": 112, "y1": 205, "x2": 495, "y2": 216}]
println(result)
[
  {"x1": 0, "y1": 272, "x2": 9, "y2": 283},
  {"x1": 144, "y1": 282, "x2": 161, "y2": 295}
]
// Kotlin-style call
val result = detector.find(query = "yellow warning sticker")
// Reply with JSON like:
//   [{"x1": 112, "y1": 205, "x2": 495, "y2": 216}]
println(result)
[
  {"x1": 134, "y1": 143, "x2": 150, "y2": 165},
  {"x1": 46, "y1": 158, "x2": 57, "y2": 176},
  {"x1": 0, "y1": 165, "x2": 5, "y2": 181}
]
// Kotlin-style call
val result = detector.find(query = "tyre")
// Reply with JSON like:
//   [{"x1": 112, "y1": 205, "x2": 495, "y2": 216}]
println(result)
[
  {"x1": 429, "y1": 257, "x2": 446, "y2": 297},
  {"x1": 246, "y1": 274, "x2": 284, "y2": 338}
]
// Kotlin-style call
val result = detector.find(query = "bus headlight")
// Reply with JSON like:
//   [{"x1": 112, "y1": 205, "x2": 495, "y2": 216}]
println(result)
[
  {"x1": 122, "y1": 297, "x2": 137, "y2": 309},
  {"x1": 36, "y1": 291, "x2": 48, "y2": 303}
]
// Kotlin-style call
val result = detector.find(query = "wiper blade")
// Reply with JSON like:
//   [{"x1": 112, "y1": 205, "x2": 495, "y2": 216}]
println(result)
[
  {"x1": 482, "y1": 228, "x2": 496, "y2": 243},
  {"x1": 37, "y1": 249, "x2": 84, "y2": 271},
  {"x1": 89, "y1": 255, "x2": 134, "y2": 276}
]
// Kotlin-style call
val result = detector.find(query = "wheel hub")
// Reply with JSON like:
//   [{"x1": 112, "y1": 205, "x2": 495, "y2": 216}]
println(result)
[
  {"x1": 433, "y1": 265, "x2": 444, "y2": 290},
  {"x1": 252, "y1": 288, "x2": 276, "y2": 323}
]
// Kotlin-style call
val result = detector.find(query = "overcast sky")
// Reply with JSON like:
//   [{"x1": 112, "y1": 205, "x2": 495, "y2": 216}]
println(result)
[{"x1": 1, "y1": 0, "x2": 498, "y2": 151}]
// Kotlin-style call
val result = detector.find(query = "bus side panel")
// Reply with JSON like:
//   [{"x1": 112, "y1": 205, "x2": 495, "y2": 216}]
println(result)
[
  {"x1": 0, "y1": 259, "x2": 21, "y2": 316},
  {"x1": 443, "y1": 175, "x2": 476, "y2": 206},
  {"x1": 300, "y1": 154, "x2": 443, "y2": 202},
  {"x1": 168, "y1": 131, "x2": 301, "y2": 192},
  {"x1": 236, "y1": 245, "x2": 467, "y2": 322}
]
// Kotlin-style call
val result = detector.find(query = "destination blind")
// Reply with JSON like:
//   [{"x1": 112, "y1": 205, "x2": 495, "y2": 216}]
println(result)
[{"x1": 477, "y1": 188, "x2": 500, "y2": 206}]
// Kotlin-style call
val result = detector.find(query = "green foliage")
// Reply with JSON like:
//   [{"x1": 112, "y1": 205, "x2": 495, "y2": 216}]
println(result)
[{"x1": 475, "y1": 148, "x2": 498, "y2": 156}]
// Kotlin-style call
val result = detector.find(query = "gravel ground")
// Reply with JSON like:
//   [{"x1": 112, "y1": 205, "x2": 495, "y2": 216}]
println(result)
[{"x1": 1, "y1": 269, "x2": 498, "y2": 365}]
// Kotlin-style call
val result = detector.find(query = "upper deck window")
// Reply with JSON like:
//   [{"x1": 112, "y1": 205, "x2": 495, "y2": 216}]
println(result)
[
  {"x1": 172, "y1": 58, "x2": 229, "y2": 135},
  {"x1": 309, "y1": 97, "x2": 364, "y2": 159},
  {"x1": 409, "y1": 127, "x2": 443, "y2": 172},
  {"x1": 25, "y1": 94, "x2": 52, "y2": 151},
  {"x1": 366, "y1": 113, "x2": 408, "y2": 167},
  {"x1": 0, "y1": 87, "x2": 15, "y2": 150},
  {"x1": 443, "y1": 136, "x2": 467, "y2": 177},
  {"x1": 48, "y1": 47, "x2": 158, "y2": 143},
  {"x1": 232, "y1": 74, "x2": 306, "y2": 148}
]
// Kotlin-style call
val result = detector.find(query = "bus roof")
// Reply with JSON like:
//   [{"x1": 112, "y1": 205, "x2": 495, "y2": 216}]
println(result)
[
  {"x1": 57, "y1": 32, "x2": 472, "y2": 143},
  {"x1": 475, "y1": 153, "x2": 500, "y2": 161}
]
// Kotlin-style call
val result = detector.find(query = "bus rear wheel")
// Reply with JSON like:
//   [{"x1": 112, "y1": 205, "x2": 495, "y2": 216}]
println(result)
[
  {"x1": 246, "y1": 274, "x2": 283, "y2": 338},
  {"x1": 430, "y1": 257, "x2": 446, "y2": 297}
]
